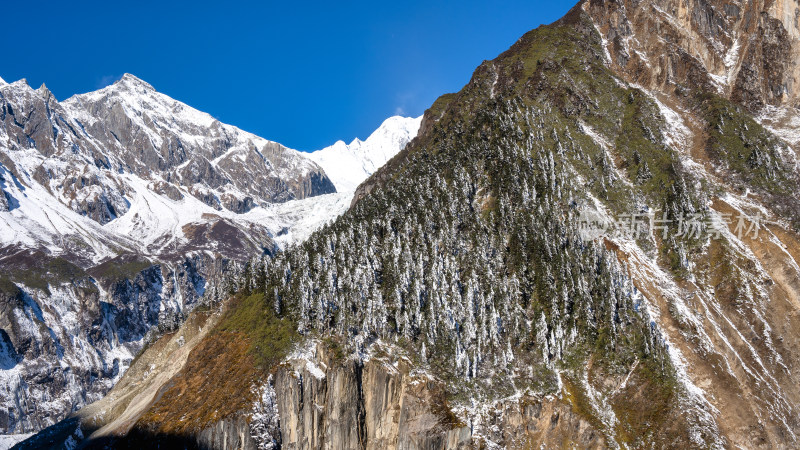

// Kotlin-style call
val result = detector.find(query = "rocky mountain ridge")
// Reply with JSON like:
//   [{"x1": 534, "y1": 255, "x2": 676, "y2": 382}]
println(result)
[
  {"x1": 0, "y1": 75, "x2": 338, "y2": 264},
  {"x1": 64, "y1": 75, "x2": 336, "y2": 213}
]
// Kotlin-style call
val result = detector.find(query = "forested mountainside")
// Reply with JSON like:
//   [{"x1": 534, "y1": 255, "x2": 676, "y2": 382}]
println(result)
[
  {"x1": 0, "y1": 72, "x2": 416, "y2": 439},
  {"x1": 15, "y1": 0, "x2": 800, "y2": 448}
]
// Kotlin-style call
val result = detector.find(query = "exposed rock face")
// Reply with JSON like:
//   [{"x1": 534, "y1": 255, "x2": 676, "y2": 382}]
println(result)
[
  {"x1": 272, "y1": 344, "x2": 468, "y2": 450},
  {"x1": 63, "y1": 75, "x2": 336, "y2": 208},
  {"x1": 22, "y1": 333, "x2": 603, "y2": 450},
  {"x1": 195, "y1": 416, "x2": 258, "y2": 450},
  {"x1": 0, "y1": 250, "x2": 226, "y2": 434},
  {"x1": 465, "y1": 397, "x2": 606, "y2": 449},
  {"x1": 270, "y1": 344, "x2": 604, "y2": 450},
  {"x1": 274, "y1": 352, "x2": 474, "y2": 450},
  {"x1": 569, "y1": 6, "x2": 800, "y2": 445},
  {"x1": 0, "y1": 188, "x2": 9, "y2": 212},
  {"x1": 9, "y1": 291, "x2": 283, "y2": 450},
  {"x1": 61, "y1": 172, "x2": 130, "y2": 225},
  {"x1": 583, "y1": 0, "x2": 800, "y2": 111}
]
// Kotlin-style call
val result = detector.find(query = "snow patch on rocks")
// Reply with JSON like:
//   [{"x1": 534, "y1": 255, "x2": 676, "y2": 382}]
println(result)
[
  {"x1": 286, "y1": 339, "x2": 327, "y2": 380},
  {"x1": 250, "y1": 375, "x2": 281, "y2": 450},
  {"x1": 0, "y1": 433, "x2": 33, "y2": 449}
]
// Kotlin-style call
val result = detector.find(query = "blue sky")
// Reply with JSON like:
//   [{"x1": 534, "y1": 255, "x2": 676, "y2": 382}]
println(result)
[{"x1": 3, "y1": 0, "x2": 576, "y2": 151}]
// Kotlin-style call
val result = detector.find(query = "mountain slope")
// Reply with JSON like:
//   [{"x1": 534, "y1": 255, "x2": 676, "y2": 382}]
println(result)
[
  {"x1": 0, "y1": 76, "x2": 338, "y2": 263},
  {"x1": 308, "y1": 116, "x2": 422, "y2": 192},
  {"x1": 583, "y1": 0, "x2": 800, "y2": 112}
]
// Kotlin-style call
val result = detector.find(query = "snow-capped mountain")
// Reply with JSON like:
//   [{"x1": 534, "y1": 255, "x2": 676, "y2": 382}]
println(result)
[
  {"x1": 0, "y1": 75, "x2": 341, "y2": 263},
  {"x1": 308, "y1": 116, "x2": 422, "y2": 192},
  {"x1": 64, "y1": 75, "x2": 336, "y2": 212},
  {"x1": 0, "y1": 73, "x2": 419, "y2": 437}
]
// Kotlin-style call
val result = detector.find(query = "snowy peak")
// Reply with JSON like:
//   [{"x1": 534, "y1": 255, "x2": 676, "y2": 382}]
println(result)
[
  {"x1": 0, "y1": 75, "x2": 5, "y2": 85},
  {"x1": 2, "y1": 78, "x2": 30, "y2": 92},
  {"x1": 61, "y1": 74, "x2": 335, "y2": 211},
  {"x1": 309, "y1": 115, "x2": 422, "y2": 192},
  {"x1": 67, "y1": 73, "x2": 157, "y2": 99},
  {"x1": 0, "y1": 71, "x2": 343, "y2": 264},
  {"x1": 65, "y1": 73, "x2": 213, "y2": 128},
  {"x1": 115, "y1": 73, "x2": 156, "y2": 91}
]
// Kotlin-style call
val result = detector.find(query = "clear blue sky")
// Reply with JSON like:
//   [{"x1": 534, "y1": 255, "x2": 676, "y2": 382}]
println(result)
[{"x1": 2, "y1": 0, "x2": 576, "y2": 151}]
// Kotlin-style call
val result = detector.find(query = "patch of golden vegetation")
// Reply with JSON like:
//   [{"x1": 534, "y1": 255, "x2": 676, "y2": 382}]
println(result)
[
  {"x1": 131, "y1": 292, "x2": 300, "y2": 436},
  {"x1": 135, "y1": 329, "x2": 258, "y2": 436}
]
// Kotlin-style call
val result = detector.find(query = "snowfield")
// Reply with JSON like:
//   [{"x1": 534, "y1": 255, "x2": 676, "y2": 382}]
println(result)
[{"x1": 308, "y1": 116, "x2": 422, "y2": 192}]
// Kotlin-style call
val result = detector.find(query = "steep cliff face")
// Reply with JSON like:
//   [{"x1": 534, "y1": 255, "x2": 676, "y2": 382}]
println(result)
[
  {"x1": 582, "y1": 0, "x2": 800, "y2": 111},
  {"x1": 271, "y1": 342, "x2": 605, "y2": 450},
  {"x1": 36, "y1": 322, "x2": 604, "y2": 450},
  {"x1": 0, "y1": 250, "x2": 229, "y2": 435},
  {"x1": 271, "y1": 342, "x2": 470, "y2": 450}
]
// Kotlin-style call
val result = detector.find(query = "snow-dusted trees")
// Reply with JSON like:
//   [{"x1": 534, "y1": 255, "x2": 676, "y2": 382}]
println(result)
[{"x1": 236, "y1": 96, "x2": 672, "y2": 395}]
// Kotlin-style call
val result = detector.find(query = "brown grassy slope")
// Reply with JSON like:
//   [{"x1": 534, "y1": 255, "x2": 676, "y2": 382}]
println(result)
[
  {"x1": 132, "y1": 292, "x2": 299, "y2": 437},
  {"x1": 135, "y1": 329, "x2": 259, "y2": 436}
]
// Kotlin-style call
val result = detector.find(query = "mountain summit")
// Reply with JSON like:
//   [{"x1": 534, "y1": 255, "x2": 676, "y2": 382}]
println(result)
[{"x1": 308, "y1": 115, "x2": 422, "y2": 192}]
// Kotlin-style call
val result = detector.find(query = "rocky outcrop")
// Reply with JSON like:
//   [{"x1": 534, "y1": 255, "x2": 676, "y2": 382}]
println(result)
[
  {"x1": 0, "y1": 188, "x2": 9, "y2": 212},
  {"x1": 195, "y1": 415, "x2": 258, "y2": 450},
  {"x1": 294, "y1": 169, "x2": 338, "y2": 200},
  {"x1": 148, "y1": 180, "x2": 184, "y2": 201},
  {"x1": 0, "y1": 250, "x2": 229, "y2": 434},
  {"x1": 583, "y1": 0, "x2": 800, "y2": 112},
  {"x1": 61, "y1": 172, "x2": 130, "y2": 224},
  {"x1": 467, "y1": 397, "x2": 606, "y2": 449},
  {"x1": 269, "y1": 342, "x2": 601, "y2": 450},
  {"x1": 221, "y1": 193, "x2": 257, "y2": 214}
]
